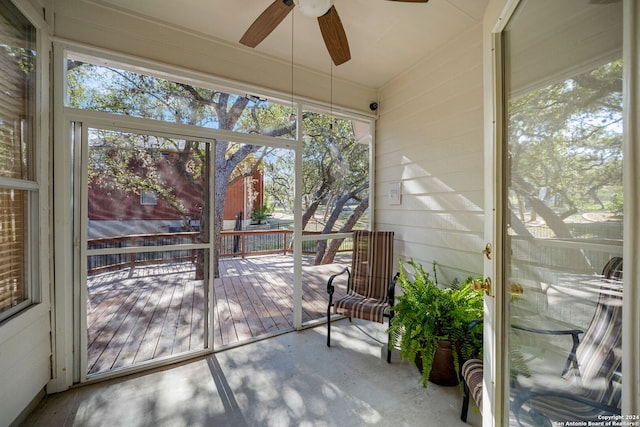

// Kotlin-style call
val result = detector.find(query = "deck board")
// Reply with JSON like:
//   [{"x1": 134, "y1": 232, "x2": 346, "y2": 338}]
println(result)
[
  {"x1": 86, "y1": 255, "x2": 349, "y2": 375},
  {"x1": 111, "y1": 287, "x2": 156, "y2": 369},
  {"x1": 88, "y1": 285, "x2": 146, "y2": 372},
  {"x1": 134, "y1": 280, "x2": 172, "y2": 363},
  {"x1": 173, "y1": 280, "x2": 195, "y2": 355}
]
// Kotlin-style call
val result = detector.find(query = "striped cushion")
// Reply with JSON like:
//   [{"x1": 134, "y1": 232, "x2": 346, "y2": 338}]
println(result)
[
  {"x1": 462, "y1": 358, "x2": 483, "y2": 414},
  {"x1": 516, "y1": 394, "x2": 619, "y2": 425},
  {"x1": 516, "y1": 258, "x2": 623, "y2": 423},
  {"x1": 334, "y1": 295, "x2": 388, "y2": 323},
  {"x1": 333, "y1": 231, "x2": 394, "y2": 323},
  {"x1": 564, "y1": 257, "x2": 623, "y2": 407}
]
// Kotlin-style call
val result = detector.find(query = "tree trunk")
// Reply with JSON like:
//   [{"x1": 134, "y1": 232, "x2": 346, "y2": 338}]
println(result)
[{"x1": 322, "y1": 196, "x2": 369, "y2": 264}]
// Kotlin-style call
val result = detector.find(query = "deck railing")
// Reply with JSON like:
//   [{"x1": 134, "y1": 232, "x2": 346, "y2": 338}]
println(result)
[
  {"x1": 87, "y1": 232, "x2": 200, "y2": 273},
  {"x1": 219, "y1": 229, "x2": 293, "y2": 257},
  {"x1": 87, "y1": 229, "x2": 354, "y2": 274}
]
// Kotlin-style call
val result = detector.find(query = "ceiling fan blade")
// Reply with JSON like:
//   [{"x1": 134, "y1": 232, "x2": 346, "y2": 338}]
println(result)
[
  {"x1": 240, "y1": 0, "x2": 295, "y2": 48},
  {"x1": 317, "y1": 6, "x2": 351, "y2": 66}
]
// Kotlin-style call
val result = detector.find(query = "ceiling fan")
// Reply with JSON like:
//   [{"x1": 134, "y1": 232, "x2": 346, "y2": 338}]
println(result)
[{"x1": 240, "y1": 0, "x2": 429, "y2": 66}]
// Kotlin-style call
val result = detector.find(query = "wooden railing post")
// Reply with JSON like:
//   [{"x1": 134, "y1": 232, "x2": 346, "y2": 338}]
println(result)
[
  {"x1": 283, "y1": 232, "x2": 287, "y2": 255},
  {"x1": 129, "y1": 252, "x2": 136, "y2": 271},
  {"x1": 241, "y1": 232, "x2": 246, "y2": 258}
]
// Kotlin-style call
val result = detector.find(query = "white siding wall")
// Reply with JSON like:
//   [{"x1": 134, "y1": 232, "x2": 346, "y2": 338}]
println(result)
[
  {"x1": 376, "y1": 23, "x2": 485, "y2": 284},
  {"x1": 0, "y1": 306, "x2": 51, "y2": 426}
]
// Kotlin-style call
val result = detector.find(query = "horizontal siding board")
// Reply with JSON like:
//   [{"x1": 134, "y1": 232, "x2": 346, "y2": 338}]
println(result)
[
  {"x1": 380, "y1": 23, "x2": 483, "y2": 110},
  {"x1": 0, "y1": 311, "x2": 51, "y2": 427},
  {"x1": 0, "y1": 311, "x2": 51, "y2": 380},
  {"x1": 380, "y1": 74, "x2": 483, "y2": 127},
  {"x1": 398, "y1": 170, "x2": 484, "y2": 193},
  {"x1": 396, "y1": 241, "x2": 483, "y2": 280},
  {"x1": 376, "y1": 210, "x2": 484, "y2": 235},
  {"x1": 0, "y1": 352, "x2": 50, "y2": 427}
]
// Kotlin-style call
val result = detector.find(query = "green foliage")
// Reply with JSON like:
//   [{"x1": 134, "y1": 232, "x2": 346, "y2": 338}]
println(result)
[
  {"x1": 508, "y1": 59, "x2": 623, "y2": 218},
  {"x1": 251, "y1": 203, "x2": 272, "y2": 222},
  {"x1": 509, "y1": 331, "x2": 531, "y2": 382},
  {"x1": 388, "y1": 259, "x2": 484, "y2": 388},
  {"x1": 608, "y1": 192, "x2": 624, "y2": 216},
  {"x1": 301, "y1": 112, "x2": 369, "y2": 214}
]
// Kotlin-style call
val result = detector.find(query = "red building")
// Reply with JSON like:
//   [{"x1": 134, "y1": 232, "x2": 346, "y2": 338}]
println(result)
[{"x1": 87, "y1": 150, "x2": 263, "y2": 234}]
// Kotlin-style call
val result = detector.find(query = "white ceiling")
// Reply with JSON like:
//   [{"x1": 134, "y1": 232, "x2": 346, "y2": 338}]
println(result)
[{"x1": 91, "y1": 0, "x2": 488, "y2": 88}]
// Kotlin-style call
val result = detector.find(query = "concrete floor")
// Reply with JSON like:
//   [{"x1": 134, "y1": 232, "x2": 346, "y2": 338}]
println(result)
[{"x1": 22, "y1": 319, "x2": 481, "y2": 427}]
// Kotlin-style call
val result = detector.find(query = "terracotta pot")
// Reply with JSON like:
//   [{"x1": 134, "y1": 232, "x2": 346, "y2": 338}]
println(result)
[{"x1": 415, "y1": 340, "x2": 460, "y2": 387}]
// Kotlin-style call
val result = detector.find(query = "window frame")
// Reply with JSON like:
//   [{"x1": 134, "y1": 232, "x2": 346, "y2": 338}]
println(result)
[
  {"x1": 0, "y1": 0, "x2": 42, "y2": 323},
  {"x1": 139, "y1": 190, "x2": 158, "y2": 206}
]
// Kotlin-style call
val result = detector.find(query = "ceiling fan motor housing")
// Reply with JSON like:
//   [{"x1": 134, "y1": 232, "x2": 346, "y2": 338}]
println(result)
[{"x1": 293, "y1": 0, "x2": 334, "y2": 18}]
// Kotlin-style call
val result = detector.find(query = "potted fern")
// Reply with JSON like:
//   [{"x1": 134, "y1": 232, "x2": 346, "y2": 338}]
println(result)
[
  {"x1": 388, "y1": 259, "x2": 484, "y2": 388},
  {"x1": 250, "y1": 203, "x2": 271, "y2": 224}
]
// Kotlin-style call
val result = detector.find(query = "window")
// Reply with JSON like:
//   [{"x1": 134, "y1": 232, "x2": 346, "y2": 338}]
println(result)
[
  {"x1": 65, "y1": 52, "x2": 373, "y2": 270},
  {"x1": 302, "y1": 111, "x2": 371, "y2": 234},
  {"x1": 140, "y1": 190, "x2": 158, "y2": 205},
  {"x1": 65, "y1": 55, "x2": 296, "y2": 140},
  {"x1": 0, "y1": 1, "x2": 37, "y2": 320}
]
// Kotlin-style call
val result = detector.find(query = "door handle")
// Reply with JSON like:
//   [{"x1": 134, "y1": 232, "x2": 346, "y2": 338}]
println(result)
[
  {"x1": 482, "y1": 243, "x2": 492, "y2": 260},
  {"x1": 510, "y1": 283, "x2": 524, "y2": 296},
  {"x1": 472, "y1": 277, "x2": 493, "y2": 296}
]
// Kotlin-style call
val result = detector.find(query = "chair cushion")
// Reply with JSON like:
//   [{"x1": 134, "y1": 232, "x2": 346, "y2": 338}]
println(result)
[
  {"x1": 462, "y1": 358, "x2": 483, "y2": 414},
  {"x1": 332, "y1": 230, "x2": 394, "y2": 323},
  {"x1": 563, "y1": 257, "x2": 623, "y2": 407},
  {"x1": 334, "y1": 294, "x2": 387, "y2": 323},
  {"x1": 350, "y1": 230, "x2": 394, "y2": 301}
]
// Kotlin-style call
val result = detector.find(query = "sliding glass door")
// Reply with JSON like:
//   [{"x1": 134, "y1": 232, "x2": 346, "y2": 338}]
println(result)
[{"x1": 80, "y1": 125, "x2": 212, "y2": 378}]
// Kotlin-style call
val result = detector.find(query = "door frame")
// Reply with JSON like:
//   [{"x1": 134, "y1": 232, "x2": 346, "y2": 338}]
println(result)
[
  {"x1": 482, "y1": 0, "x2": 640, "y2": 424},
  {"x1": 621, "y1": 0, "x2": 640, "y2": 416},
  {"x1": 483, "y1": 0, "x2": 640, "y2": 427},
  {"x1": 482, "y1": 1, "x2": 518, "y2": 424}
]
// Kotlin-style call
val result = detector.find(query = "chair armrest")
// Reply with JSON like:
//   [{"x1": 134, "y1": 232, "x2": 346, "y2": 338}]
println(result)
[
  {"x1": 388, "y1": 272, "x2": 399, "y2": 306},
  {"x1": 512, "y1": 324, "x2": 583, "y2": 337},
  {"x1": 467, "y1": 319, "x2": 483, "y2": 330},
  {"x1": 327, "y1": 267, "x2": 350, "y2": 296},
  {"x1": 512, "y1": 387, "x2": 621, "y2": 426},
  {"x1": 465, "y1": 320, "x2": 483, "y2": 359},
  {"x1": 512, "y1": 323, "x2": 583, "y2": 375}
]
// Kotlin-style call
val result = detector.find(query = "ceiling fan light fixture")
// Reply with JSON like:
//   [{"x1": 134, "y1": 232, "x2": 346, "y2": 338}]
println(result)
[{"x1": 293, "y1": 0, "x2": 334, "y2": 18}]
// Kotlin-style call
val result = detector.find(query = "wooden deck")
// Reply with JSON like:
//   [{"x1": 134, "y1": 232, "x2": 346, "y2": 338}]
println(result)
[{"x1": 86, "y1": 255, "x2": 349, "y2": 375}]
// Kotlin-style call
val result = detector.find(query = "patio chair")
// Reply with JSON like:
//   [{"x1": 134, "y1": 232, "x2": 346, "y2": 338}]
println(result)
[
  {"x1": 460, "y1": 320, "x2": 484, "y2": 422},
  {"x1": 460, "y1": 257, "x2": 623, "y2": 425},
  {"x1": 461, "y1": 358, "x2": 483, "y2": 421},
  {"x1": 326, "y1": 230, "x2": 396, "y2": 362},
  {"x1": 512, "y1": 256, "x2": 623, "y2": 426}
]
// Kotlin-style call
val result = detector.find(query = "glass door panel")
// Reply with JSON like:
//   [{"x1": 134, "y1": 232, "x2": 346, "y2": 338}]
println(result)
[
  {"x1": 83, "y1": 127, "x2": 211, "y2": 377},
  {"x1": 502, "y1": 1, "x2": 623, "y2": 424},
  {"x1": 213, "y1": 142, "x2": 295, "y2": 348},
  {"x1": 300, "y1": 112, "x2": 371, "y2": 323}
]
